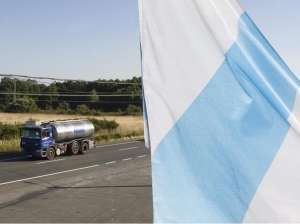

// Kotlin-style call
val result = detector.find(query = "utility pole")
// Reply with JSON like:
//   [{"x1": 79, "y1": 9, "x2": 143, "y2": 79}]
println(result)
[{"x1": 13, "y1": 79, "x2": 16, "y2": 102}]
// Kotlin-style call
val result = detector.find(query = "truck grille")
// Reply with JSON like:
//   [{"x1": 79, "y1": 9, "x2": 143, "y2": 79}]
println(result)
[{"x1": 23, "y1": 142, "x2": 40, "y2": 150}]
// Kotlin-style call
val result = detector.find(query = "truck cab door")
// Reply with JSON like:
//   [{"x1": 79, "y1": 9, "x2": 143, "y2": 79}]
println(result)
[{"x1": 41, "y1": 129, "x2": 53, "y2": 149}]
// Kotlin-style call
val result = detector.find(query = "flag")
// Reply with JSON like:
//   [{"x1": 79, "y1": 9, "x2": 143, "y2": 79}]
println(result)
[{"x1": 139, "y1": 0, "x2": 300, "y2": 223}]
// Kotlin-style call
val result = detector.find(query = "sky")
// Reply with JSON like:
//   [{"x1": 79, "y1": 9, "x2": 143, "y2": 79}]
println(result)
[{"x1": 0, "y1": 0, "x2": 300, "y2": 82}]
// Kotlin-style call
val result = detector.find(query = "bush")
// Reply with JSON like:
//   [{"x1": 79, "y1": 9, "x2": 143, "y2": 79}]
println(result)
[
  {"x1": 0, "y1": 122, "x2": 3, "y2": 137},
  {"x1": 56, "y1": 102, "x2": 71, "y2": 111},
  {"x1": 0, "y1": 104, "x2": 5, "y2": 112},
  {"x1": 93, "y1": 133, "x2": 122, "y2": 141},
  {"x1": 1, "y1": 125, "x2": 20, "y2": 140},
  {"x1": 125, "y1": 130, "x2": 144, "y2": 139},
  {"x1": 88, "y1": 118, "x2": 119, "y2": 132},
  {"x1": 124, "y1": 104, "x2": 142, "y2": 115},
  {"x1": 76, "y1": 104, "x2": 90, "y2": 115}
]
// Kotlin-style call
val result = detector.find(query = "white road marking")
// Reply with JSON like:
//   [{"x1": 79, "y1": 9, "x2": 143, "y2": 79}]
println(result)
[
  {"x1": 36, "y1": 158, "x2": 66, "y2": 165},
  {"x1": 118, "y1": 147, "x2": 138, "y2": 151},
  {"x1": 96, "y1": 141, "x2": 140, "y2": 148},
  {"x1": 0, "y1": 156, "x2": 28, "y2": 162},
  {"x1": 105, "y1": 161, "x2": 116, "y2": 165},
  {"x1": 122, "y1": 158, "x2": 132, "y2": 161},
  {"x1": 0, "y1": 165, "x2": 99, "y2": 186},
  {"x1": 138, "y1": 155, "x2": 147, "y2": 158}
]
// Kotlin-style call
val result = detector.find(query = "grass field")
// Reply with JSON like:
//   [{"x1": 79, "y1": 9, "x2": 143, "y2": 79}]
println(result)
[
  {"x1": 0, "y1": 113, "x2": 144, "y2": 153},
  {"x1": 0, "y1": 113, "x2": 143, "y2": 127}
]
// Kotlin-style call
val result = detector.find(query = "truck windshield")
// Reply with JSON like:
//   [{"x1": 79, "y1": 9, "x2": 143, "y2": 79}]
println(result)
[{"x1": 21, "y1": 128, "x2": 41, "y2": 139}]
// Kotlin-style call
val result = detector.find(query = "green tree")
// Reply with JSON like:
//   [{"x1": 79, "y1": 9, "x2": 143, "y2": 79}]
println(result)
[
  {"x1": 0, "y1": 77, "x2": 15, "y2": 105},
  {"x1": 26, "y1": 79, "x2": 41, "y2": 101},
  {"x1": 38, "y1": 83, "x2": 58, "y2": 109},
  {"x1": 5, "y1": 96, "x2": 37, "y2": 113},
  {"x1": 89, "y1": 89, "x2": 99, "y2": 102}
]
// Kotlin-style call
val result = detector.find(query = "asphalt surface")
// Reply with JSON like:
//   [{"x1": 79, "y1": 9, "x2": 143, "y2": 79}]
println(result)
[{"x1": 0, "y1": 140, "x2": 153, "y2": 223}]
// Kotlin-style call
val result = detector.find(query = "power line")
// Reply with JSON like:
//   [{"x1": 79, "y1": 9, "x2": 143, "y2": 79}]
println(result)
[
  {"x1": 0, "y1": 74, "x2": 142, "y2": 85},
  {"x1": 0, "y1": 92, "x2": 142, "y2": 97},
  {"x1": 9, "y1": 78, "x2": 138, "y2": 94}
]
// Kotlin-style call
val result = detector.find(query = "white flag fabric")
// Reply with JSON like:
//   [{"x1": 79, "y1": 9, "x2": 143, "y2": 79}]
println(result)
[{"x1": 139, "y1": 0, "x2": 300, "y2": 223}]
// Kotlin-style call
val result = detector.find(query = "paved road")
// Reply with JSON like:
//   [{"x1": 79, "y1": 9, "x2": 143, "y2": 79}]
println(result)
[{"x1": 0, "y1": 140, "x2": 153, "y2": 223}]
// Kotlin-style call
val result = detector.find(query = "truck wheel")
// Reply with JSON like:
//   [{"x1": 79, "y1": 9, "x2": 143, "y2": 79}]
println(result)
[
  {"x1": 70, "y1": 141, "x2": 79, "y2": 155},
  {"x1": 46, "y1": 147, "x2": 55, "y2": 160},
  {"x1": 80, "y1": 142, "x2": 89, "y2": 154}
]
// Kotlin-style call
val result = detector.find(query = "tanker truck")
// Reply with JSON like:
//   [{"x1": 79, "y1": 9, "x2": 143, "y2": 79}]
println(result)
[{"x1": 20, "y1": 119, "x2": 95, "y2": 160}]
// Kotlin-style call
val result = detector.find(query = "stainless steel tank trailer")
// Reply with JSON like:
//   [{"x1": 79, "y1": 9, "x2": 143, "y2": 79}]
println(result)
[{"x1": 20, "y1": 119, "x2": 95, "y2": 159}]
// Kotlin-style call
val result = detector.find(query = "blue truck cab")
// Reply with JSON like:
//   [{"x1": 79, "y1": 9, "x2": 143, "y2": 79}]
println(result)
[{"x1": 20, "y1": 126, "x2": 55, "y2": 158}]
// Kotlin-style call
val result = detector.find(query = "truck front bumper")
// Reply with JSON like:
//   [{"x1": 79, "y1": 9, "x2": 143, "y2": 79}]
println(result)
[{"x1": 21, "y1": 148, "x2": 47, "y2": 158}]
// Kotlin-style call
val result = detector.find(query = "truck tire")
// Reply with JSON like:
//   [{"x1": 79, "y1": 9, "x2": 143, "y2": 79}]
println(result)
[
  {"x1": 70, "y1": 141, "x2": 79, "y2": 155},
  {"x1": 80, "y1": 142, "x2": 89, "y2": 154},
  {"x1": 46, "y1": 147, "x2": 55, "y2": 160}
]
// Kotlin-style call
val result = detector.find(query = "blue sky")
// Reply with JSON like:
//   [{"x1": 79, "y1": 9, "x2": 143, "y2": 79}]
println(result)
[
  {"x1": 239, "y1": 0, "x2": 300, "y2": 80},
  {"x1": 0, "y1": 0, "x2": 299, "y2": 81}
]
